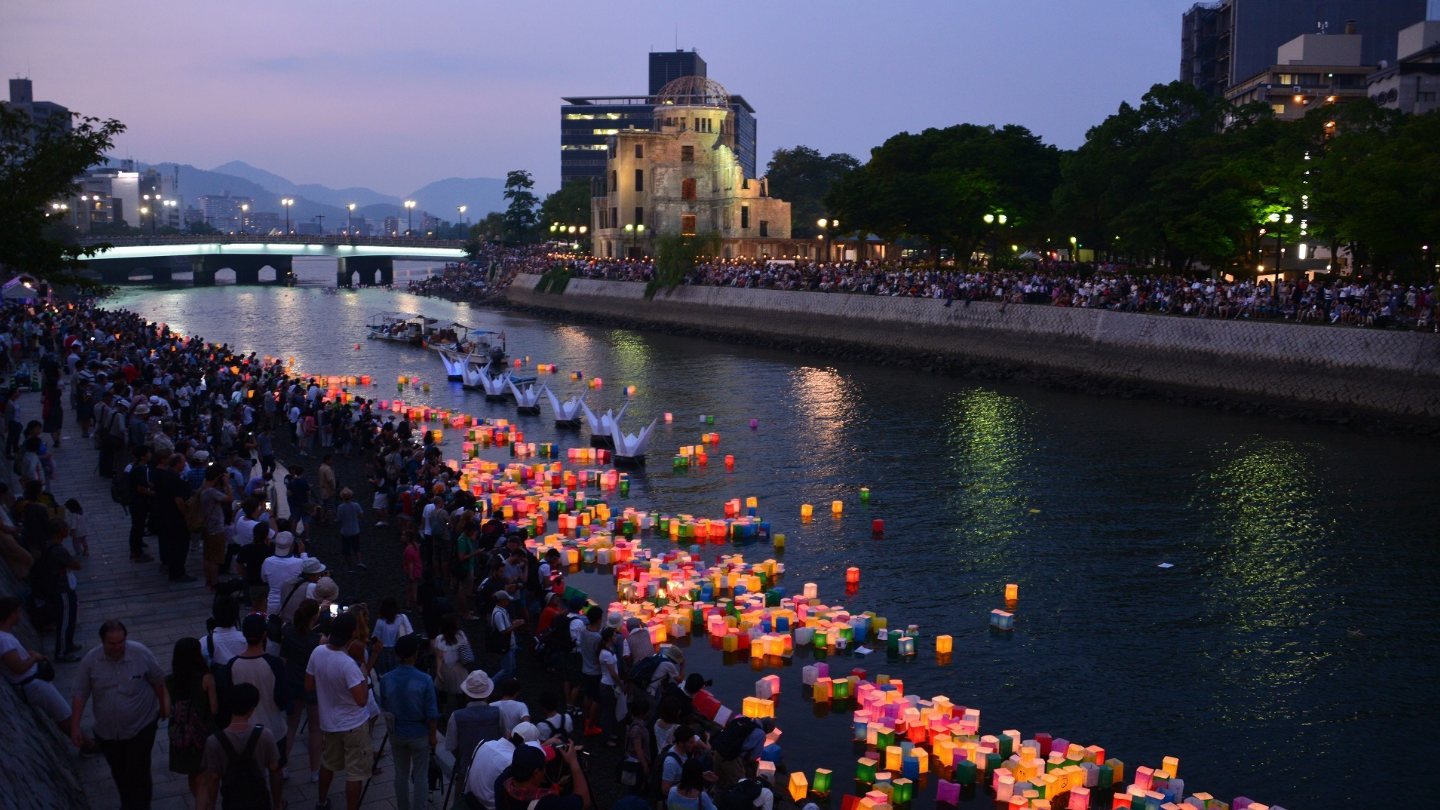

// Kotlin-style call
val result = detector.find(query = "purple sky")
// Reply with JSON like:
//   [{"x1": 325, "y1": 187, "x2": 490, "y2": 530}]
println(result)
[{"x1": 5, "y1": 0, "x2": 1201, "y2": 196}]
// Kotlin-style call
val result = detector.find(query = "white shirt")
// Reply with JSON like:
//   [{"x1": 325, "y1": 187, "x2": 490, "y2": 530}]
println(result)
[
  {"x1": 491, "y1": 698, "x2": 528, "y2": 737},
  {"x1": 0, "y1": 628, "x2": 35, "y2": 684},
  {"x1": 234, "y1": 516, "x2": 261, "y2": 548},
  {"x1": 599, "y1": 647, "x2": 619, "y2": 687},
  {"x1": 261, "y1": 555, "x2": 306, "y2": 612},
  {"x1": 204, "y1": 627, "x2": 249, "y2": 666},
  {"x1": 306, "y1": 644, "x2": 369, "y2": 733},
  {"x1": 373, "y1": 615, "x2": 413, "y2": 648},
  {"x1": 466, "y1": 738, "x2": 543, "y2": 808}
]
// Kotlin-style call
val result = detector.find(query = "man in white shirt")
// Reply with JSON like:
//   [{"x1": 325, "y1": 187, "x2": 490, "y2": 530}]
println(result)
[
  {"x1": 260, "y1": 532, "x2": 306, "y2": 612},
  {"x1": 204, "y1": 596, "x2": 249, "y2": 666},
  {"x1": 489, "y1": 678, "x2": 530, "y2": 737},
  {"x1": 466, "y1": 721, "x2": 546, "y2": 810},
  {"x1": 305, "y1": 612, "x2": 372, "y2": 810}
]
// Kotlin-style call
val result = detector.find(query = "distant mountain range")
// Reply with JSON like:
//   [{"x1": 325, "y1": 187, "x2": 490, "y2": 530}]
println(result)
[{"x1": 120, "y1": 159, "x2": 507, "y2": 227}]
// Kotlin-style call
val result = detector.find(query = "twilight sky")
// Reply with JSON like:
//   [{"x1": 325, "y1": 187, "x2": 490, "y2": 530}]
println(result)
[{"x1": 6, "y1": 0, "x2": 1205, "y2": 196}]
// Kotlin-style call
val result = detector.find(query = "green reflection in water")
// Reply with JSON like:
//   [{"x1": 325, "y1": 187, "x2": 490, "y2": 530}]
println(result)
[
  {"x1": 942, "y1": 388, "x2": 1034, "y2": 563},
  {"x1": 1194, "y1": 439, "x2": 1343, "y2": 717}
]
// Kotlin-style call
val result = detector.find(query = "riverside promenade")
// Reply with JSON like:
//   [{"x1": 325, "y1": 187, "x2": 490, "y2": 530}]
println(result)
[{"x1": 23, "y1": 392, "x2": 406, "y2": 810}]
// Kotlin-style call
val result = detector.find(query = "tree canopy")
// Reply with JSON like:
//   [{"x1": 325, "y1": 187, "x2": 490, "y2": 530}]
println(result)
[
  {"x1": 765, "y1": 146, "x2": 859, "y2": 237},
  {"x1": 0, "y1": 104, "x2": 125, "y2": 289},
  {"x1": 502, "y1": 169, "x2": 540, "y2": 244}
]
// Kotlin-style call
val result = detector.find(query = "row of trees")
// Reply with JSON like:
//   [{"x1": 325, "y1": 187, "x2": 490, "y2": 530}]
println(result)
[{"x1": 774, "y1": 81, "x2": 1437, "y2": 281}]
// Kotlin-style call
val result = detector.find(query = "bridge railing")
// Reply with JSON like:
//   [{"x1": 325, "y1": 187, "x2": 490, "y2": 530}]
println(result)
[{"x1": 76, "y1": 234, "x2": 467, "y2": 249}]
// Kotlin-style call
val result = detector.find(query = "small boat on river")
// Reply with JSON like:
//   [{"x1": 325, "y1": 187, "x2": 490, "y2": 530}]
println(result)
[{"x1": 366, "y1": 313, "x2": 437, "y2": 345}]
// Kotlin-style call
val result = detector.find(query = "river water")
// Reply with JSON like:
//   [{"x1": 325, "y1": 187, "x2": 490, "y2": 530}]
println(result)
[{"x1": 109, "y1": 260, "x2": 1440, "y2": 809}]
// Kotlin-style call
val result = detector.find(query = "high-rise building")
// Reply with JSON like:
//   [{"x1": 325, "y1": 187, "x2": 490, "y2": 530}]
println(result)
[
  {"x1": 1182, "y1": 0, "x2": 1428, "y2": 98},
  {"x1": 3, "y1": 79, "x2": 71, "y2": 134},
  {"x1": 199, "y1": 194, "x2": 254, "y2": 233},
  {"x1": 561, "y1": 50, "x2": 758, "y2": 186}
]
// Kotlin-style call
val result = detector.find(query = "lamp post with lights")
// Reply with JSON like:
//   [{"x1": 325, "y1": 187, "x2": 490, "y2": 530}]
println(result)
[
  {"x1": 281, "y1": 198, "x2": 293, "y2": 234},
  {"x1": 623, "y1": 223, "x2": 645, "y2": 258},
  {"x1": 983, "y1": 212, "x2": 1008, "y2": 269},
  {"x1": 817, "y1": 218, "x2": 839, "y2": 262},
  {"x1": 456, "y1": 205, "x2": 467, "y2": 236},
  {"x1": 404, "y1": 200, "x2": 416, "y2": 237},
  {"x1": 347, "y1": 203, "x2": 357, "y2": 236}
]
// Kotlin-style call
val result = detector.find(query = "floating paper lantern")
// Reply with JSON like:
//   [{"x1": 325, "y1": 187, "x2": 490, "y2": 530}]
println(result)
[
  {"x1": 788, "y1": 772, "x2": 808, "y2": 802},
  {"x1": 846, "y1": 567, "x2": 860, "y2": 584},
  {"x1": 664, "y1": 413, "x2": 673, "y2": 422},
  {"x1": 936, "y1": 634, "x2": 953, "y2": 654},
  {"x1": 801, "y1": 504, "x2": 813, "y2": 519},
  {"x1": 831, "y1": 500, "x2": 843, "y2": 515},
  {"x1": 860, "y1": 487, "x2": 870, "y2": 502},
  {"x1": 856, "y1": 757, "x2": 878, "y2": 784},
  {"x1": 936, "y1": 779, "x2": 960, "y2": 805},
  {"x1": 872, "y1": 519, "x2": 884, "y2": 534},
  {"x1": 990, "y1": 609, "x2": 1014, "y2": 630},
  {"x1": 1005, "y1": 583, "x2": 1019, "y2": 601},
  {"x1": 812, "y1": 768, "x2": 832, "y2": 796}
]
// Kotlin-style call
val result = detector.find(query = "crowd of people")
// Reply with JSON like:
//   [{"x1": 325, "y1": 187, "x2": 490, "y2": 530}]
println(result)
[
  {"x1": 407, "y1": 245, "x2": 1440, "y2": 332},
  {"x1": 0, "y1": 300, "x2": 795, "y2": 810}
]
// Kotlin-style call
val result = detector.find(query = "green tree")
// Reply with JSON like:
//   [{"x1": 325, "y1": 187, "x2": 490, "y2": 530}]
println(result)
[
  {"x1": 502, "y1": 169, "x2": 540, "y2": 244},
  {"x1": 826, "y1": 124, "x2": 1059, "y2": 269},
  {"x1": 0, "y1": 104, "x2": 125, "y2": 289},
  {"x1": 539, "y1": 177, "x2": 593, "y2": 231},
  {"x1": 649, "y1": 232, "x2": 720, "y2": 298},
  {"x1": 765, "y1": 146, "x2": 860, "y2": 237},
  {"x1": 471, "y1": 211, "x2": 507, "y2": 243},
  {"x1": 187, "y1": 219, "x2": 218, "y2": 235}
]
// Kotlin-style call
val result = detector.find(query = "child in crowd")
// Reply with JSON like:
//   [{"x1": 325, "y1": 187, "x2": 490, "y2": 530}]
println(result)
[{"x1": 64, "y1": 498, "x2": 88, "y2": 557}]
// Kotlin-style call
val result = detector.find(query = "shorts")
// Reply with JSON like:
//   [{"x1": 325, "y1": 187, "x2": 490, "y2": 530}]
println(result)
[
  {"x1": 564, "y1": 651, "x2": 584, "y2": 684},
  {"x1": 202, "y1": 532, "x2": 227, "y2": 565},
  {"x1": 372, "y1": 494, "x2": 388, "y2": 511},
  {"x1": 341, "y1": 534, "x2": 361, "y2": 555},
  {"x1": 20, "y1": 678, "x2": 71, "y2": 723},
  {"x1": 321, "y1": 724, "x2": 374, "y2": 782}
]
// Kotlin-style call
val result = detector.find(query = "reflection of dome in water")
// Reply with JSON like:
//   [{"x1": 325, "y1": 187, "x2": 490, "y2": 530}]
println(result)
[{"x1": 653, "y1": 76, "x2": 731, "y2": 110}]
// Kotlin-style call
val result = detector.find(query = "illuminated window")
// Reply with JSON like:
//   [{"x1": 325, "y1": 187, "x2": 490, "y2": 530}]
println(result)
[
  {"x1": 1272, "y1": 103, "x2": 1286, "y2": 115},
  {"x1": 564, "y1": 114, "x2": 596, "y2": 120},
  {"x1": 681, "y1": 215, "x2": 696, "y2": 235},
  {"x1": 592, "y1": 129, "x2": 619, "y2": 136},
  {"x1": 681, "y1": 178, "x2": 696, "y2": 200},
  {"x1": 681, "y1": 145, "x2": 694, "y2": 163}
]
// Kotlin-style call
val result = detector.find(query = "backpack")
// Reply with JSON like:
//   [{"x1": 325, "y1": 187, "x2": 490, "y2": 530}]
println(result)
[
  {"x1": 214, "y1": 726, "x2": 271, "y2": 810},
  {"x1": 628, "y1": 653, "x2": 668, "y2": 692},
  {"x1": 646, "y1": 746, "x2": 685, "y2": 798},
  {"x1": 716, "y1": 779, "x2": 766, "y2": 810},
  {"x1": 110, "y1": 467, "x2": 131, "y2": 508},
  {"x1": 535, "y1": 615, "x2": 576, "y2": 658},
  {"x1": 712, "y1": 715, "x2": 759, "y2": 762}
]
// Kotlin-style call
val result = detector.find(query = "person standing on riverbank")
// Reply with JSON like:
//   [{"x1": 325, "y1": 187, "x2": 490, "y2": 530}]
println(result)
[
  {"x1": 335, "y1": 488, "x2": 365, "y2": 572},
  {"x1": 305, "y1": 610, "x2": 373, "y2": 810},
  {"x1": 71, "y1": 619, "x2": 169, "y2": 810},
  {"x1": 378, "y1": 633, "x2": 438, "y2": 810}
]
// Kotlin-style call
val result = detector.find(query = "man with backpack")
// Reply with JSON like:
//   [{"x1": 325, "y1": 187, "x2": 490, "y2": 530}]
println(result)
[
  {"x1": 714, "y1": 775, "x2": 776, "y2": 810},
  {"x1": 657, "y1": 724, "x2": 712, "y2": 797},
  {"x1": 199, "y1": 682, "x2": 285, "y2": 810},
  {"x1": 443, "y1": 671, "x2": 502, "y2": 791},
  {"x1": 126, "y1": 446, "x2": 155, "y2": 563},
  {"x1": 221, "y1": 615, "x2": 291, "y2": 776},
  {"x1": 488, "y1": 589, "x2": 523, "y2": 682},
  {"x1": 712, "y1": 715, "x2": 773, "y2": 789}
]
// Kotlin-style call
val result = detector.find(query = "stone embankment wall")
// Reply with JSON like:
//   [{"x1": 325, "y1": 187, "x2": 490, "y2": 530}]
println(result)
[
  {"x1": 0, "y1": 566, "x2": 90, "y2": 810},
  {"x1": 504, "y1": 273, "x2": 1440, "y2": 423}
]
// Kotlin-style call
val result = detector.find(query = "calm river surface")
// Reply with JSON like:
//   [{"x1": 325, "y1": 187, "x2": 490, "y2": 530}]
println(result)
[{"x1": 110, "y1": 260, "x2": 1440, "y2": 809}]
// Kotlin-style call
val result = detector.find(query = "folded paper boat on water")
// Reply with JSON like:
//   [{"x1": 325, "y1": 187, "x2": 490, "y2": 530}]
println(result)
[
  {"x1": 610, "y1": 417, "x2": 659, "y2": 466},
  {"x1": 439, "y1": 351, "x2": 472, "y2": 381},
  {"x1": 466, "y1": 367, "x2": 511, "y2": 399},
  {"x1": 546, "y1": 389, "x2": 587, "y2": 427},
  {"x1": 509, "y1": 380, "x2": 544, "y2": 413}
]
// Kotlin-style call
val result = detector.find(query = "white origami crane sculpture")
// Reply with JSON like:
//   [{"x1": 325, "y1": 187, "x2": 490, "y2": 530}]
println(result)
[
  {"x1": 460, "y1": 363, "x2": 488, "y2": 388},
  {"x1": 546, "y1": 389, "x2": 587, "y2": 422},
  {"x1": 439, "y1": 351, "x2": 472, "y2": 380},
  {"x1": 476, "y1": 369, "x2": 510, "y2": 397},
  {"x1": 581, "y1": 399, "x2": 629, "y2": 435},
  {"x1": 508, "y1": 379, "x2": 544, "y2": 409},
  {"x1": 610, "y1": 417, "x2": 658, "y2": 458}
]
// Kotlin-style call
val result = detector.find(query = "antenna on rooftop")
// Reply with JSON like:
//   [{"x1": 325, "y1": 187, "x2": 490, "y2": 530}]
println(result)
[{"x1": 1317, "y1": 21, "x2": 1329, "y2": 34}]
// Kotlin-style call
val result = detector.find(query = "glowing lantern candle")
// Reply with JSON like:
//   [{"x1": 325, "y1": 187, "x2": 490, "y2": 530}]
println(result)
[
  {"x1": 1068, "y1": 787, "x2": 1090, "y2": 810},
  {"x1": 936, "y1": 634, "x2": 953, "y2": 654},
  {"x1": 856, "y1": 757, "x2": 878, "y2": 784},
  {"x1": 801, "y1": 504, "x2": 813, "y2": 519},
  {"x1": 1162, "y1": 756, "x2": 1178, "y2": 777},
  {"x1": 846, "y1": 567, "x2": 860, "y2": 584},
  {"x1": 832, "y1": 500, "x2": 843, "y2": 515},
  {"x1": 1005, "y1": 583, "x2": 1019, "y2": 601},
  {"x1": 872, "y1": 519, "x2": 884, "y2": 534},
  {"x1": 885, "y1": 746, "x2": 903, "y2": 772},
  {"x1": 936, "y1": 779, "x2": 960, "y2": 805},
  {"x1": 788, "y1": 772, "x2": 808, "y2": 802},
  {"x1": 812, "y1": 769, "x2": 832, "y2": 796}
]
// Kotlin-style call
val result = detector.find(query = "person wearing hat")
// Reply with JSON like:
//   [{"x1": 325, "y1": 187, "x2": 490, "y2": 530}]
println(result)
[
  {"x1": 260, "y1": 528, "x2": 304, "y2": 613},
  {"x1": 279, "y1": 558, "x2": 327, "y2": 624},
  {"x1": 223, "y1": 614, "x2": 290, "y2": 772},
  {"x1": 125, "y1": 445, "x2": 156, "y2": 563},
  {"x1": 378, "y1": 634, "x2": 438, "y2": 810},
  {"x1": 488, "y1": 588, "x2": 524, "y2": 682},
  {"x1": 443, "y1": 670, "x2": 500, "y2": 783},
  {"x1": 467, "y1": 722, "x2": 563, "y2": 810},
  {"x1": 493, "y1": 741, "x2": 590, "y2": 810},
  {"x1": 127, "y1": 402, "x2": 150, "y2": 449},
  {"x1": 622, "y1": 616, "x2": 653, "y2": 665},
  {"x1": 645, "y1": 645, "x2": 685, "y2": 701}
]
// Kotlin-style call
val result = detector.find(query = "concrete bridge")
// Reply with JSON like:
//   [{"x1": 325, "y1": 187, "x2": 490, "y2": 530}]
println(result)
[{"x1": 76, "y1": 235, "x2": 468, "y2": 287}]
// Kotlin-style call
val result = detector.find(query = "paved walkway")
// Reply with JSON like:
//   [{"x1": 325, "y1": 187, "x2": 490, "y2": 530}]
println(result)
[{"x1": 19, "y1": 391, "x2": 414, "y2": 810}]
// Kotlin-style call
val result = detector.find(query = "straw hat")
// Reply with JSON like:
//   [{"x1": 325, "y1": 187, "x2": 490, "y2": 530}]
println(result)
[
  {"x1": 605, "y1": 611, "x2": 624, "y2": 630},
  {"x1": 663, "y1": 645, "x2": 685, "y2": 665},
  {"x1": 461, "y1": 671, "x2": 494, "y2": 700},
  {"x1": 133, "y1": 404, "x2": 150, "y2": 416}
]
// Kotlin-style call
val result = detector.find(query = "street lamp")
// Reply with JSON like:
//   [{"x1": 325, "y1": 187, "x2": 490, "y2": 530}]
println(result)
[
  {"x1": 404, "y1": 200, "x2": 416, "y2": 236},
  {"x1": 623, "y1": 223, "x2": 645, "y2": 256},
  {"x1": 1069, "y1": 235, "x2": 1078, "y2": 261},
  {"x1": 457, "y1": 205, "x2": 467, "y2": 233},
  {"x1": 281, "y1": 198, "x2": 293, "y2": 234},
  {"x1": 817, "y1": 218, "x2": 838, "y2": 262},
  {"x1": 240, "y1": 203, "x2": 250, "y2": 234},
  {"x1": 347, "y1": 203, "x2": 356, "y2": 235}
]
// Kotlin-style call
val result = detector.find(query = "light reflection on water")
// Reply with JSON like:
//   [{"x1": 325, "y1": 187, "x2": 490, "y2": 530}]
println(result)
[{"x1": 107, "y1": 282, "x2": 1440, "y2": 810}]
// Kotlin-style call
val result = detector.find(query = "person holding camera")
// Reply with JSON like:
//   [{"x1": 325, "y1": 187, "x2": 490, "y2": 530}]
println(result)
[{"x1": 492, "y1": 743, "x2": 591, "y2": 810}]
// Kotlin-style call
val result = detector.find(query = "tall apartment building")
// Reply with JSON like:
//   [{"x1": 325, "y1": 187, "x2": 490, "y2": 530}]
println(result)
[
  {"x1": 3, "y1": 79, "x2": 70, "y2": 134},
  {"x1": 1182, "y1": 0, "x2": 1427, "y2": 98},
  {"x1": 561, "y1": 50, "x2": 758, "y2": 186},
  {"x1": 199, "y1": 194, "x2": 254, "y2": 233}
]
